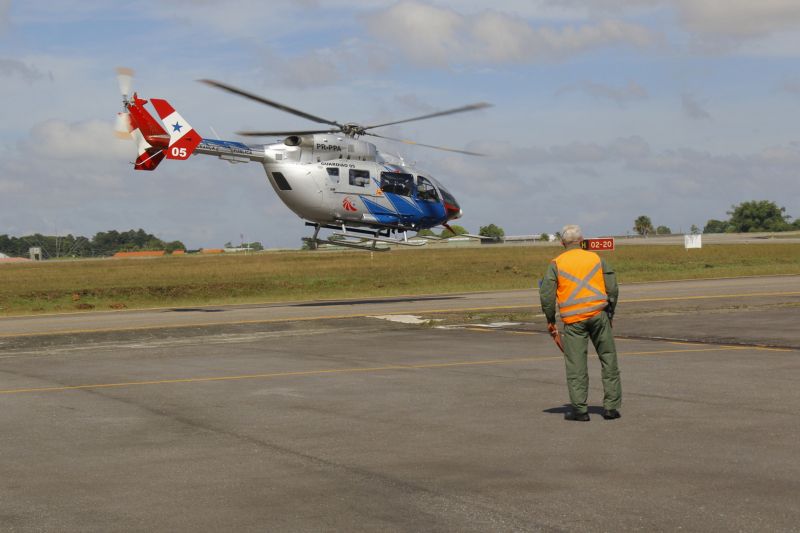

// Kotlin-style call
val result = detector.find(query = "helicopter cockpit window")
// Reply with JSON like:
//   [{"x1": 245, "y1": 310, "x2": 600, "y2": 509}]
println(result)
[
  {"x1": 349, "y1": 169, "x2": 370, "y2": 187},
  {"x1": 416, "y1": 176, "x2": 439, "y2": 202},
  {"x1": 439, "y1": 186, "x2": 460, "y2": 210},
  {"x1": 380, "y1": 172, "x2": 414, "y2": 197}
]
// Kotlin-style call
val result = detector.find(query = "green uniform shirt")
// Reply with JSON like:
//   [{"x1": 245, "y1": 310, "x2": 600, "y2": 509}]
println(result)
[{"x1": 539, "y1": 246, "x2": 618, "y2": 324}]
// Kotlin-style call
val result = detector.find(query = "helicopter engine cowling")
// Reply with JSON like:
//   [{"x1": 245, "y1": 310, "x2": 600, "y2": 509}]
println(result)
[
  {"x1": 310, "y1": 134, "x2": 377, "y2": 163},
  {"x1": 283, "y1": 135, "x2": 311, "y2": 147}
]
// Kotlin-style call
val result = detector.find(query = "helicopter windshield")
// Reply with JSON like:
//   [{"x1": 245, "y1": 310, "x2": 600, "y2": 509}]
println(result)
[
  {"x1": 427, "y1": 176, "x2": 459, "y2": 209},
  {"x1": 439, "y1": 186, "x2": 460, "y2": 211}
]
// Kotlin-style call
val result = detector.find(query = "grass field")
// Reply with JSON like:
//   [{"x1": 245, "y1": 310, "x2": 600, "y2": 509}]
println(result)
[{"x1": 1, "y1": 243, "x2": 799, "y2": 316}]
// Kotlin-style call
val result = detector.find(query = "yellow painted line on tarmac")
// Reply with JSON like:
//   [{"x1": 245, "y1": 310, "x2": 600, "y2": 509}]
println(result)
[
  {"x1": 669, "y1": 341, "x2": 705, "y2": 346},
  {"x1": 0, "y1": 345, "x2": 767, "y2": 396},
  {"x1": 622, "y1": 346, "x2": 747, "y2": 358},
  {"x1": 462, "y1": 327, "x2": 538, "y2": 336},
  {"x1": 1, "y1": 290, "x2": 798, "y2": 339}
]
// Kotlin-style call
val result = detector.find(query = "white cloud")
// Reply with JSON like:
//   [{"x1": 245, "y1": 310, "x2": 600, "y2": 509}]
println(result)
[
  {"x1": 20, "y1": 119, "x2": 131, "y2": 161},
  {"x1": 545, "y1": 0, "x2": 664, "y2": 16},
  {"x1": 364, "y1": 1, "x2": 657, "y2": 66},
  {"x1": 0, "y1": 118, "x2": 295, "y2": 248},
  {"x1": 434, "y1": 134, "x2": 800, "y2": 235},
  {"x1": 552, "y1": 0, "x2": 800, "y2": 50},
  {"x1": 270, "y1": 49, "x2": 344, "y2": 89},
  {"x1": 516, "y1": 135, "x2": 800, "y2": 192},
  {"x1": 675, "y1": 0, "x2": 800, "y2": 39}
]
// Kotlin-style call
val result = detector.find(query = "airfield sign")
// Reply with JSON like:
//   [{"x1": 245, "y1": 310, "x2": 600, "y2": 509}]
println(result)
[{"x1": 580, "y1": 237, "x2": 615, "y2": 251}]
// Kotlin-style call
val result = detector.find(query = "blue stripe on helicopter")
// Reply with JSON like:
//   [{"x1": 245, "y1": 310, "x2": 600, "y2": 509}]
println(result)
[
  {"x1": 361, "y1": 197, "x2": 400, "y2": 225},
  {"x1": 199, "y1": 139, "x2": 253, "y2": 153},
  {"x1": 384, "y1": 193, "x2": 424, "y2": 215}
]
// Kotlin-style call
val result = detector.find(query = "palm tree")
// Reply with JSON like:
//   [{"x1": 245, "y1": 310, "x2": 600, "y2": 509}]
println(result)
[{"x1": 633, "y1": 216, "x2": 654, "y2": 237}]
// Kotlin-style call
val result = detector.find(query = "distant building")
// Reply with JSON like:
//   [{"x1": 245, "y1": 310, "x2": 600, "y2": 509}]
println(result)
[
  {"x1": 113, "y1": 251, "x2": 166, "y2": 258},
  {"x1": 0, "y1": 252, "x2": 31, "y2": 263}
]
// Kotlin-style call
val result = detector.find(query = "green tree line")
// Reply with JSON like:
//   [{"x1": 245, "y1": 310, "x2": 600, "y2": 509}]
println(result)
[
  {"x1": 0, "y1": 229, "x2": 185, "y2": 259},
  {"x1": 704, "y1": 200, "x2": 800, "y2": 233}
]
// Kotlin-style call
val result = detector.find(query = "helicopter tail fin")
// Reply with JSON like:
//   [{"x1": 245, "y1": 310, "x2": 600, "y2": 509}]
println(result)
[
  {"x1": 125, "y1": 93, "x2": 169, "y2": 171},
  {"x1": 150, "y1": 98, "x2": 202, "y2": 160}
]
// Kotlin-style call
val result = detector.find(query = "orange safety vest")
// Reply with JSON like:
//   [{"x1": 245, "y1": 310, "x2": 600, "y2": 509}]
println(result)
[{"x1": 552, "y1": 248, "x2": 608, "y2": 324}]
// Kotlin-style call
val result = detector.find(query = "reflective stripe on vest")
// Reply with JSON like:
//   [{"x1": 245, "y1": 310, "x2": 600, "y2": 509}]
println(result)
[{"x1": 553, "y1": 249, "x2": 608, "y2": 324}]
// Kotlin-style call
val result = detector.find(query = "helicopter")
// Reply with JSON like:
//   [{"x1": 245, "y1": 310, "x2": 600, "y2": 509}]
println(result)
[{"x1": 114, "y1": 68, "x2": 492, "y2": 251}]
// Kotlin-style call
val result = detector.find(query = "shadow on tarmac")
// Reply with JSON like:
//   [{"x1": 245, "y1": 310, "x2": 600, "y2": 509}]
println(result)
[{"x1": 543, "y1": 404, "x2": 609, "y2": 416}]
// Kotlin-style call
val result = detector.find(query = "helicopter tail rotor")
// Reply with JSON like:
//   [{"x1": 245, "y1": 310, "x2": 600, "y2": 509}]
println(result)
[
  {"x1": 114, "y1": 67, "x2": 135, "y2": 139},
  {"x1": 112, "y1": 67, "x2": 173, "y2": 170},
  {"x1": 116, "y1": 67, "x2": 134, "y2": 104}
]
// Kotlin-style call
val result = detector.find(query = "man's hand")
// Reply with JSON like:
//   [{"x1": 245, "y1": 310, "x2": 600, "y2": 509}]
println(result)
[{"x1": 547, "y1": 323, "x2": 564, "y2": 353}]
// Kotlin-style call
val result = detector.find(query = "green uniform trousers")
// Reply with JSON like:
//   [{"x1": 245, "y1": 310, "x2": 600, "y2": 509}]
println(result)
[{"x1": 562, "y1": 311, "x2": 621, "y2": 414}]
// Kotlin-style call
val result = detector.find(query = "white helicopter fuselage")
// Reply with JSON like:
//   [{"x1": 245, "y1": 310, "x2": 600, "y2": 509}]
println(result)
[{"x1": 195, "y1": 134, "x2": 459, "y2": 232}]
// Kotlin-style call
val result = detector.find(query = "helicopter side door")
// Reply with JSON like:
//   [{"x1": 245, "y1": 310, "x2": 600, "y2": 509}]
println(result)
[
  {"x1": 379, "y1": 172, "x2": 421, "y2": 227},
  {"x1": 327, "y1": 163, "x2": 382, "y2": 221}
]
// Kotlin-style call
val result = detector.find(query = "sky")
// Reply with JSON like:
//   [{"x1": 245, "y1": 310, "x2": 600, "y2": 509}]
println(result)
[{"x1": 1, "y1": 0, "x2": 800, "y2": 248}]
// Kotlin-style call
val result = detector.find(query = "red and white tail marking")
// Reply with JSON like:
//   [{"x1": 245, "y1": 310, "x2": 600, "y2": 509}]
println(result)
[
  {"x1": 150, "y1": 99, "x2": 202, "y2": 160},
  {"x1": 124, "y1": 93, "x2": 169, "y2": 171}
]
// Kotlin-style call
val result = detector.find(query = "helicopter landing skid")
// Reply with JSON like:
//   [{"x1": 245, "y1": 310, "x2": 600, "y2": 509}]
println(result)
[
  {"x1": 330, "y1": 232, "x2": 427, "y2": 248},
  {"x1": 304, "y1": 223, "x2": 428, "y2": 251},
  {"x1": 311, "y1": 236, "x2": 390, "y2": 252}
]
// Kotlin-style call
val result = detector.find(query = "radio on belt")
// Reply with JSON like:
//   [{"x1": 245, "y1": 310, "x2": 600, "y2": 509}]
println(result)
[{"x1": 580, "y1": 237, "x2": 615, "y2": 251}]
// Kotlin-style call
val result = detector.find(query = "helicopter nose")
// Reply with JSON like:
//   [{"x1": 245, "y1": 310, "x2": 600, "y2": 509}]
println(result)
[{"x1": 445, "y1": 202, "x2": 461, "y2": 220}]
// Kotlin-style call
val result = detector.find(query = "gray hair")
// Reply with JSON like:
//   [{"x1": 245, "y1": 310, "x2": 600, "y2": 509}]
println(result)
[{"x1": 560, "y1": 225, "x2": 583, "y2": 245}]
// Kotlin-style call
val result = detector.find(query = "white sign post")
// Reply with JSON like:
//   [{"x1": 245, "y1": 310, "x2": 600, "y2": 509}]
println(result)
[{"x1": 684, "y1": 234, "x2": 702, "y2": 249}]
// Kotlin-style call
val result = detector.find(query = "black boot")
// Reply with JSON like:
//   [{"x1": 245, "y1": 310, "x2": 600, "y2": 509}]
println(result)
[
  {"x1": 602, "y1": 409, "x2": 621, "y2": 420},
  {"x1": 564, "y1": 411, "x2": 590, "y2": 422}
]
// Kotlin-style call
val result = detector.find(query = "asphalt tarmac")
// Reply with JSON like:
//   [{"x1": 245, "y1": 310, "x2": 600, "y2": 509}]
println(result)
[{"x1": 1, "y1": 275, "x2": 798, "y2": 531}]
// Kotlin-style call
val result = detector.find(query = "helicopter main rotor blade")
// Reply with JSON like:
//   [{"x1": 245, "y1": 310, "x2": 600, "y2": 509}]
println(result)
[
  {"x1": 363, "y1": 102, "x2": 492, "y2": 131},
  {"x1": 365, "y1": 132, "x2": 486, "y2": 156},
  {"x1": 199, "y1": 79, "x2": 343, "y2": 128},
  {"x1": 236, "y1": 129, "x2": 339, "y2": 137}
]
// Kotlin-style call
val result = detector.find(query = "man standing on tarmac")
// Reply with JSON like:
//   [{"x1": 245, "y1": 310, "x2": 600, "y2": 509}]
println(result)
[{"x1": 539, "y1": 225, "x2": 622, "y2": 422}]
